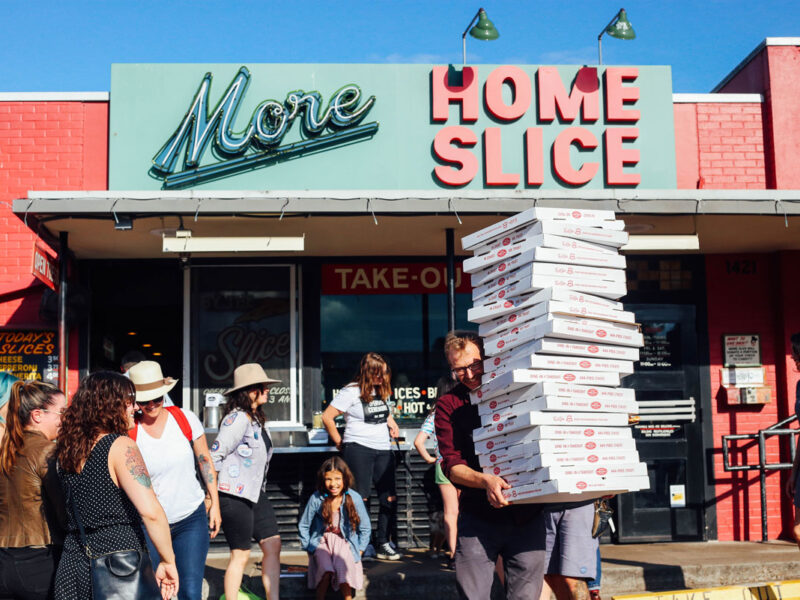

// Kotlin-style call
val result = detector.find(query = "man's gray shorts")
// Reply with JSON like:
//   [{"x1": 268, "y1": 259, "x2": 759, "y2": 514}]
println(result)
[{"x1": 543, "y1": 502, "x2": 598, "y2": 580}]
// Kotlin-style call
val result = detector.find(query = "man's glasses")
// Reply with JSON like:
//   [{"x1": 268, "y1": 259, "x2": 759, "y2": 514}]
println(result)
[
  {"x1": 136, "y1": 397, "x2": 164, "y2": 407},
  {"x1": 451, "y1": 360, "x2": 484, "y2": 378}
]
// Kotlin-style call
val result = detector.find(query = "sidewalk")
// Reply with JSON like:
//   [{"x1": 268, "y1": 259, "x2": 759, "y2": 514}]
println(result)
[{"x1": 202, "y1": 541, "x2": 800, "y2": 599}]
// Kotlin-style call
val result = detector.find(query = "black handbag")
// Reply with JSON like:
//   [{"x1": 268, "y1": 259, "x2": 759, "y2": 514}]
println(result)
[{"x1": 69, "y1": 489, "x2": 162, "y2": 600}]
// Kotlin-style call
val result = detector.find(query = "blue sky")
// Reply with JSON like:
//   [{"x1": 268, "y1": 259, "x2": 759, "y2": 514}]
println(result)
[{"x1": 4, "y1": 1, "x2": 799, "y2": 93}]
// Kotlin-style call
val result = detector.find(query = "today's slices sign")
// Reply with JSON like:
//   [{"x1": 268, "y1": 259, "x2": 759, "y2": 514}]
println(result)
[{"x1": 431, "y1": 66, "x2": 646, "y2": 188}]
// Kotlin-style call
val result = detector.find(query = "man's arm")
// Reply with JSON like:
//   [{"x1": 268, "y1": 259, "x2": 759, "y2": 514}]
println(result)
[{"x1": 449, "y1": 464, "x2": 510, "y2": 508}]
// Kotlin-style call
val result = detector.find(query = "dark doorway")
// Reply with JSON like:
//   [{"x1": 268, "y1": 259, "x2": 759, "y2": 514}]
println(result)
[{"x1": 84, "y1": 260, "x2": 183, "y2": 399}]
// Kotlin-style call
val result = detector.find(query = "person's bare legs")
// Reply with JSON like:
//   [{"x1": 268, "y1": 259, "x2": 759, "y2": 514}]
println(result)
[
  {"x1": 340, "y1": 582, "x2": 353, "y2": 600},
  {"x1": 224, "y1": 548, "x2": 250, "y2": 600},
  {"x1": 315, "y1": 572, "x2": 331, "y2": 600},
  {"x1": 540, "y1": 575, "x2": 553, "y2": 600},
  {"x1": 495, "y1": 554, "x2": 505, "y2": 586},
  {"x1": 259, "y1": 535, "x2": 281, "y2": 600},
  {"x1": 793, "y1": 509, "x2": 800, "y2": 551},
  {"x1": 546, "y1": 574, "x2": 590, "y2": 600},
  {"x1": 440, "y1": 483, "x2": 459, "y2": 559}
]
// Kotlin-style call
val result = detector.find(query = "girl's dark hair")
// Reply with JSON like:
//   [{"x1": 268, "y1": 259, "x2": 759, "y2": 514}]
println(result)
[
  {"x1": 0, "y1": 380, "x2": 61, "y2": 476},
  {"x1": 316, "y1": 456, "x2": 360, "y2": 529},
  {"x1": 791, "y1": 333, "x2": 800, "y2": 359},
  {"x1": 221, "y1": 386, "x2": 266, "y2": 427},
  {"x1": 56, "y1": 371, "x2": 134, "y2": 474},
  {"x1": 353, "y1": 352, "x2": 391, "y2": 404}
]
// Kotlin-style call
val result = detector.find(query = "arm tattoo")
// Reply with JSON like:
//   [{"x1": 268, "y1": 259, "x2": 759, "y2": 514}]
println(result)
[
  {"x1": 198, "y1": 453, "x2": 215, "y2": 484},
  {"x1": 124, "y1": 447, "x2": 152, "y2": 488}
]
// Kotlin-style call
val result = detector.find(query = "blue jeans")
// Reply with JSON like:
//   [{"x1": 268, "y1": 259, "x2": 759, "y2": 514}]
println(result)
[{"x1": 145, "y1": 502, "x2": 210, "y2": 600}]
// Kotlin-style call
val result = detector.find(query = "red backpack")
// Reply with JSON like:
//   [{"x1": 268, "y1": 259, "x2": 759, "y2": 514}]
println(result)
[
  {"x1": 128, "y1": 406, "x2": 209, "y2": 493},
  {"x1": 128, "y1": 405, "x2": 193, "y2": 442}
]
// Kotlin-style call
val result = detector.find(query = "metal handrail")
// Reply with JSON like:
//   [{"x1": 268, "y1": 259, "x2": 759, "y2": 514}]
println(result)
[{"x1": 722, "y1": 414, "x2": 798, "y2": 542}]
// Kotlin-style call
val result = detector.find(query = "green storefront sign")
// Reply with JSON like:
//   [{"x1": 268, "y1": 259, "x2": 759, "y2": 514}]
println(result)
[{"x1": 109, "y1": 63, "x2": 676, "y2": 191}]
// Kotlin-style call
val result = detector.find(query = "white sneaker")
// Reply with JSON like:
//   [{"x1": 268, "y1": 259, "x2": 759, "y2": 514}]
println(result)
[{"x1": 376, "y1": 542, "x2": 401, "y2": 560}]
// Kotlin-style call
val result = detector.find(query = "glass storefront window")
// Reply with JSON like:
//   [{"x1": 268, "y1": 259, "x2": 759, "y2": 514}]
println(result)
[
  {"x1": 192, "y1": 265, "x2": 297, "y2": 423},
  {"x1": 320, "y1": 262, "x2": 470, "y2": 424}
]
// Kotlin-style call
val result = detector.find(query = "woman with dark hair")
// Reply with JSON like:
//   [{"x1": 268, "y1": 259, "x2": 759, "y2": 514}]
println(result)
[
  {"x1": 54, "y1": 371, "x2": 179, "y2": 600},
  {"x1": 321, "y1": 352, "x2": 401, "y2": 560},
  {"x1": 210, "y1": 363, "x2": 281, "y2": 600},
  {"x1": 0, "y1": 380, "x2": 66, "y2": 599},
  {"x1": 298, "y1": 456, "x2": 371, "y2": 600}
]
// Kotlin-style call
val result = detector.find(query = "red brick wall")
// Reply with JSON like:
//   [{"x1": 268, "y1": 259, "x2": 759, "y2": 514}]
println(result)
[
  {"x1": 706, "y1": 254, "x2": 788, "y2": 540},
  {"x1": 695, "y1": 102, "x2": 767, "y2": 190},
  {"x1": 0, "y1": 100, "x2": 108, "y2": 394}
]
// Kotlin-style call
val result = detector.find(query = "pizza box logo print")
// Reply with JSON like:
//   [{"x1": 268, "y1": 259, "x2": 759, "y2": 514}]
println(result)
[
  {"x1": 502, "y1": 237, "x2": 511, "y2": 246},
  {"x1": 498, "y1": 264, "x2": 507, "y2": 272},
  {"x1": 585, "y1": 441, "x2": 597, "y2": 449},
  {"x1": 576, "y1": 481, "x2": 588, "y2": 490},
  {"x1": 588, "y1": 388, "x2": 598, "y2": 396},
  {"x1": 490, "y1": 453, "x2": 497, "y2": 462},
  {"x1": 486, "y1": 440, "x2": 494, "y2": 449},
  {"x1": 490, "y1": 400, "x2": 498, "y2": 409},
  {"x1": 504, "y1": 300, "x2": 513, "y2": 308},
  {"x1": 497, "y1": 341, "x2": 505, "y2": 349},
  {"x1": 591, "y1": 401, "x2": 601, "y2": 410},
  {"x1": 596, "y1": 330, "x2": 607, "y2": 338},
  {"x1": 572, "y1": 211, "x2": 582, "y2": 218},
  {"x1": 493, "y1": 414, "x2": 501, "y2": 422},
  {"x1": 494, "y1": 358, "x2": 501, "y2": 366},
  {"x1": 588, "y1": 455, "x2": 599, "y2": 463},
  {"x1": 584, "y1": 429, "x2": 595, "y2": 437},
  {"x1": 509, "y1": 315, "x2": 517, "y2": 323},
  {"x1": 497, "y1": 424, "x2": 504, "y2": 432},
  {"x1": 588, "y1": 346, "x2": 599, "y2": 353},
  {"x1": 564, "y1": 373, "x2": 576, "y2": 381},
  {"x1": 580, "y1": 361, "x2": 591, "y2": 368},
  {"x1": 499, "y1": 290, "x2": 506, "y2": 298},
  {"x1": 596, "y1": 467, "x2": 608, "y2": 476},
  {"x1": 498, "y1": 249, "x2": 507, "y2": 258}
]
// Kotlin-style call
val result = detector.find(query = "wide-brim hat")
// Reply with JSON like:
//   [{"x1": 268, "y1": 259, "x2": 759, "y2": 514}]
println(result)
[
  {"x1": 224, "y1": 363, "x2": 281, "y2": 395},
  {"x1": 128, "y1": 360, "x2": 178, "y2": 402}
]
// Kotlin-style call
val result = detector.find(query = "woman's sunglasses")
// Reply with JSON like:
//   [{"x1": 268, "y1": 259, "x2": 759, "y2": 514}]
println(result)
[{"x1": 136, "y1": 397, "x2": 164, "y2": 407}]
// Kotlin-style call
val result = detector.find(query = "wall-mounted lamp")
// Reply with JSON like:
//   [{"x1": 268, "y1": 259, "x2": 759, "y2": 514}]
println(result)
[
  {"x1": 114, "y1": 215, "x2": 133, "y2": 231},
  {"x1": 463, "y1": 8, "x2": 499, "y2": 65},
  {"x1": 598, "y1": 8, "x2": 635, "y2": 64},
  {"x1": 162, "y1": 232, "x2": 305, "y2": 253}
]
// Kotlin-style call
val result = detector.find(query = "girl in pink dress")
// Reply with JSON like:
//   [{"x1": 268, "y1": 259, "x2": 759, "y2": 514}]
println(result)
[{"x1": 298, "y1": 457, "x2": 371, "y2": 600}]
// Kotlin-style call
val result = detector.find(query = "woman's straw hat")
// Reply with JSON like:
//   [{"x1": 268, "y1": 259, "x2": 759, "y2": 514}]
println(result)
[
  {"x1": 224, "y1": 363, "x2": 281, "y2": 395},
  {"x1": 128, "y1": 361, "x2": 178, "y2": 402}
]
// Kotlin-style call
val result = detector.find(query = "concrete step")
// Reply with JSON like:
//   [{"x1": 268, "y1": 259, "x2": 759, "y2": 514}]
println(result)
[{"x1": 201, "y1": 541, "x2": 800, "y2": 600}]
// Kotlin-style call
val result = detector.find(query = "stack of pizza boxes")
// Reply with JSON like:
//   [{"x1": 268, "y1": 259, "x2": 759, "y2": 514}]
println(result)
[{"x1": 462, "y1": 207, "x2": 650, "y2": 504}]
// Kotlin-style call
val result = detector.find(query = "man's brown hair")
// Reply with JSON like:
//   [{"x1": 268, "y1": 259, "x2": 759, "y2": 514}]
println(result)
[{"x1": 443, "y1": 330, "x2": 484, "y2": 363}]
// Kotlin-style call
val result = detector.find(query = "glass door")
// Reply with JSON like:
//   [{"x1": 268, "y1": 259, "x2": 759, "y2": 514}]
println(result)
[{"x1": 190, "y1": 265, "x2": 298, "y2": 424}]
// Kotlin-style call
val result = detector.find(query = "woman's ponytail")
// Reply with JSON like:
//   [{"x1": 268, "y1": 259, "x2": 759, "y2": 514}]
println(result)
[{"x1": 0, "y1": 380, "x2": 61, "y2": 476}]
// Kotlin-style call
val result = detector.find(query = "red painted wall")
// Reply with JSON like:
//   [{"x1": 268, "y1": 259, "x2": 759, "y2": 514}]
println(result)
[
  {"x1": 0, "y1": 101, "x2": 108, "y2": 395},
  {"x1": 674, "y1": 102, "x2": 766, "y2": 190},
  {"x1": 705, "y1": 254, "x2": 785, "y2": 540}
]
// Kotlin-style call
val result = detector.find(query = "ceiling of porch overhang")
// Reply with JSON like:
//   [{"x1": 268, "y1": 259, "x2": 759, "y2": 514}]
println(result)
[{"x1": 24, "y1": 213, "x2": 800, "y2": 259}]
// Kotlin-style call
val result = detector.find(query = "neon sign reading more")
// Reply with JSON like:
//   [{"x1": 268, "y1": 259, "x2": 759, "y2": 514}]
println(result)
[{"x1": 151, "y1": 67, "x2": 378, "y2": 188}]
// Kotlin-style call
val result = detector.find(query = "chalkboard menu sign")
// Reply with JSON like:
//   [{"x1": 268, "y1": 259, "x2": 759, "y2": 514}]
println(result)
[{"x1": 0, "y1": 330, "x2": 58, "y2": 382}]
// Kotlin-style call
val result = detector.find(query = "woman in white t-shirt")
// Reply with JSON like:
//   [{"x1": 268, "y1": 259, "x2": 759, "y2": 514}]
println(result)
[
  {"x1": 128, "y1": 361, "x2": 222, "y2": 600},
  {"x1": 321, "y1": 352, "x2": 401, "y2": 561}
]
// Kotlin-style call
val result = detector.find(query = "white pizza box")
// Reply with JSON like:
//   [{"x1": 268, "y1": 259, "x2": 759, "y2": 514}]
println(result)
[
  {"x1": 477, "y1": 437, "x2": 639, "y2": 467},
  {"x1": 470, "y1": 284, "x2": 623, "y2": 322},
  {"x1": 474, "y1": 411, "x2": 630, "y2": 441},
  {"x1": 461, "y1": 207, "x2": 621, "y2": 250},
  {"x1": 484, "y1": 315, "x2": 641, "y2": 357},
  {"x1": 483, "y1": 354, "x2": 633, "y2": 377},
  {"x1": 477, "y1": 369, "x2": 621, "y2": 401},
  {"x1": 486, "y1": 457, "x2": 645, "y2": 478},
  {"x1": 472, "y1": 224, "x2": 622, "y2": 259},
  {"x1": 503, "y1": 475, "x2": 651, "y2": 504},
  {"x1": 475, "y1": 383, "x2": 637, "y2": 412},
  {"x1": 484, "y1": 339, "x2": 640, "y2": 369},
  {"x1": 501, "y1": 467, "x2": 647, "y2": 489},
  {"x1": 473, "y1": 424, "x2": 633, "y2": 455},
  {"x1": 468, "y1": 288, "x2": 623, "y2": 323},
  {"x1": 484, "y1": 316, "x2": 644, "y2": 357},
  {"x1": 466, "y1": 236, "x2": 627, "y2": 278},
  {"x1": 478, "y1": 397, "x2": 635, "y2": 427},
  {"x1": 477, "y1": 392, "x2": 638, "y2": 418},
  {"x1": 478, "y1": 300, "x2": 636, "y2": 338},
  {"x1": 473, "y1": 263, "x2": 625, "y2": 296},
  {"x1": 474, "y1": 273, "x2": 628, "y2": 302}
]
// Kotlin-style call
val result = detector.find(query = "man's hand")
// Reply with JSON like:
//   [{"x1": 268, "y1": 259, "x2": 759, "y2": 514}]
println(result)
[{"x1": 481, "y1": 473, "x2": 510, "y2": 508}]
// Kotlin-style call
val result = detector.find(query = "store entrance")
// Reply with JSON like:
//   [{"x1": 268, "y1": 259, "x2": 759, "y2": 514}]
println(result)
[{"x1": 616, "y1": 303, "x2": 705, "y2": 542}]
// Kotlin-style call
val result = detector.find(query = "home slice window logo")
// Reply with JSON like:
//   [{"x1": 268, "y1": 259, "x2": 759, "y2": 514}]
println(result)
[{"x1": 151, "y1": 66, "x2": 378, "y2": 188}]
